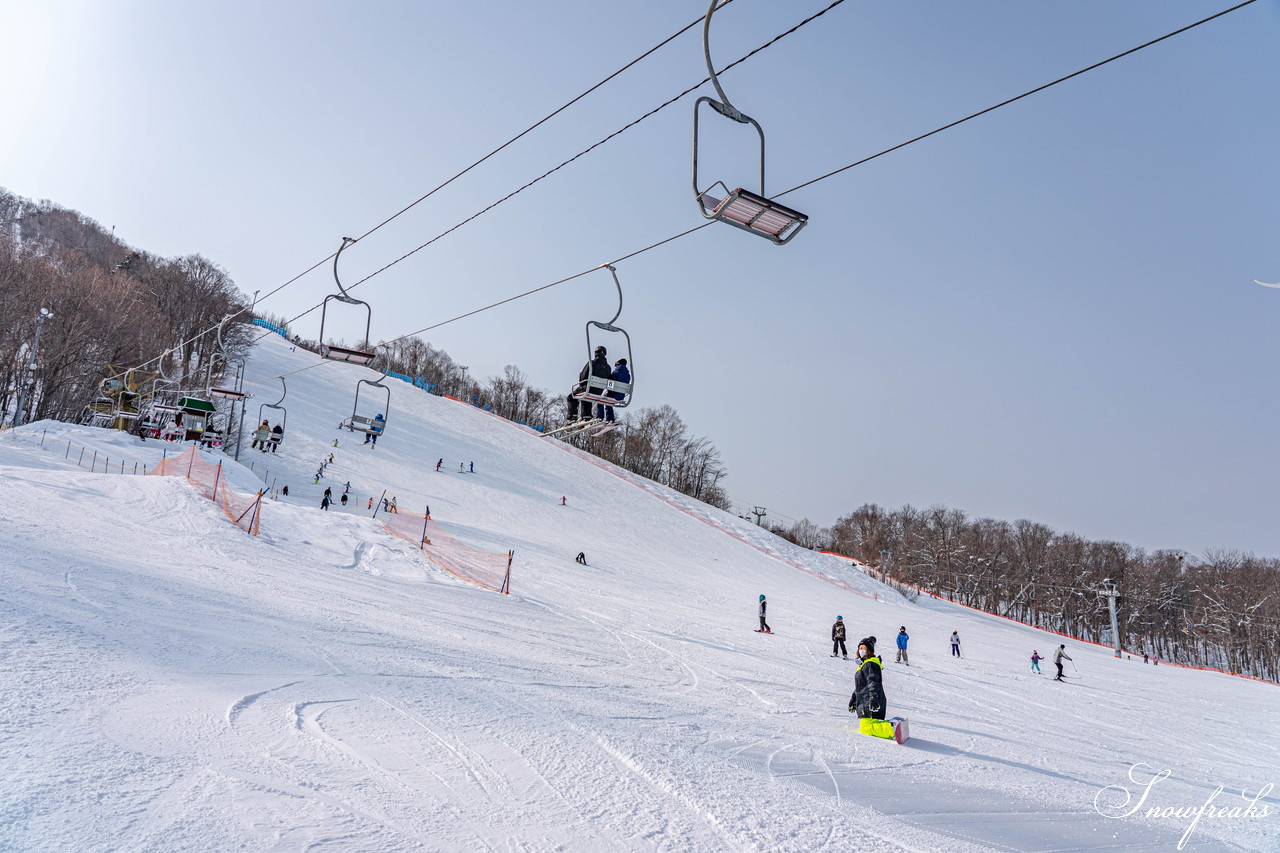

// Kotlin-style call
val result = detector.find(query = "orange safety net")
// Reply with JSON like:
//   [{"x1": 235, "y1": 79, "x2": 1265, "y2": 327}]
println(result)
[
  {"x1": 147, "y1": 445, "x2": 263, "y2": 536},
  {"x1": 382, "y1": 511, "x2": 511, "y2": 593}
]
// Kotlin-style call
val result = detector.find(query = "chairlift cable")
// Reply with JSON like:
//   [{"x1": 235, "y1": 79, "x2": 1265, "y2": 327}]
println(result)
[
  {"x1": 777, "y1": 0, "x2": 1261, "y2": 199},
  {"x1": 111, "y1": 4, "x2": 739, "y2": 380},
  {"x1": 258, "y1": 0, "x2": 851, "y2": 336},
  {"x1": 253, "y1": 0, "x2": 1259, "y2": 378}
]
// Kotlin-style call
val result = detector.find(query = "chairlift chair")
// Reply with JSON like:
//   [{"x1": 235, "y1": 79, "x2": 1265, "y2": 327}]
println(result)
[
  {"x1": 258, "y1": 377, "x2": 287, "y2": 443},
  {"x1": 344, "y1": 365, "x2": 391, "y2": 437},
  {"x1": 319, "y1": 237, "x2": 377, "y2": 365},
  {"x1": 569, "y1": 265, "x2": 634, "y2": 409},
  {"x1": 692, "y1": 0, "x2": 807, "y2": 245}
]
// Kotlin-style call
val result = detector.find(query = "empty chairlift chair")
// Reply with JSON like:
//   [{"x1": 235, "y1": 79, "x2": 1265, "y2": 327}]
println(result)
[
  {"x1": 692, "y1": 0, "x2": 807, "y2": 245},
  {"x1": 318, "y1": 237, "x2": 378, "y2": 365}
]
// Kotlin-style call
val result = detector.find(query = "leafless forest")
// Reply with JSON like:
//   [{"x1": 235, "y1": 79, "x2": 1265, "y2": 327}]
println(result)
[{"x1": 774, "y1": 504, "x2": 1279, "y2": 682}]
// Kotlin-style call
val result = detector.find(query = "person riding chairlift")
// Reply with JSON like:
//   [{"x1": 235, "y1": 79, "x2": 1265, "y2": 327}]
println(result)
[{"x1": 567, "y1": 346, "x2": 610, "y2": 423}]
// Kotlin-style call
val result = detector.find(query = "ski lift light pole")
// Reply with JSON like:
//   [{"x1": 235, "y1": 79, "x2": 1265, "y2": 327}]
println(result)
[{"x1": 12, "y1": 308, "x2": 54, "y2": 427}]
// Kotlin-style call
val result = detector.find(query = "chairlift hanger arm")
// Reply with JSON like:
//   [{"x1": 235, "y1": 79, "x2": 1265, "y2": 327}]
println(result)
[{"x1": 332, "y1": 237, "x2": 361, "y2": 304}]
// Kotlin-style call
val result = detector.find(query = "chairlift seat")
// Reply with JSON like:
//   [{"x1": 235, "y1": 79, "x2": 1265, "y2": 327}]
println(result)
[
  {"x1": 571, "y1": 377, "x2": 633, "y2": 406},
  {"x1": 322, "y1": 344, "x2": 377, "y2": 365},
  {"x1": 345, "y1": 414, "x2": 385, "y2": 434},
  {"x1": 209, "y1": 387, "x2": 247, "y2": 401},
  {"x1": 699, "y1": 187, "x2": 807, "y2": 245}
]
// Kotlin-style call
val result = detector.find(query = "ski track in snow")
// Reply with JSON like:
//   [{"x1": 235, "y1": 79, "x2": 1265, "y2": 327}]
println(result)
[{"x1": 1, "y1": 334, "x2": 1276, "y2": 852}]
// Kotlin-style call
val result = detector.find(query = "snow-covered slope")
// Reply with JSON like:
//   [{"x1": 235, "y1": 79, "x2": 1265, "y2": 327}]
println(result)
[{"x1": 2, "y1": 333, "x2": 1276, "y2": 852}]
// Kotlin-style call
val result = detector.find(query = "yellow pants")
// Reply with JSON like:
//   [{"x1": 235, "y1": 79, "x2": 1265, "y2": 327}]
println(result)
[{"x1": 859, "y1": 717, "x2": 895, "y2": 739}]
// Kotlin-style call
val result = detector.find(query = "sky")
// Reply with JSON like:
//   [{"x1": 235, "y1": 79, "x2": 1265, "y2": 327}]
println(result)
[
  {"x1": 2, "y1": 0, "x2": 1279, "y2": 556},
  {"x1": 3, "y1": 333, "x2": 1278, "y2": 850}
]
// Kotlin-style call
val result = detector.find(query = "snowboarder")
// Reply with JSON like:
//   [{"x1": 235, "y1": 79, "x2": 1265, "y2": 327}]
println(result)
[
  {"x1": 848, "y1": 636, "x2": 894, "y2": 738},
  {"x1": 575, "y1": 552, "x2": 587, "y2": 565},
  {"x1": 757, "y1": 595, "x2": 771, "y2": 633},
  {"x1": 895, "y1": 626, "x2": 910, "y2": 665},
  {"x1": 340, "y1": 493, "x2": 348, "y2": 506},
  {"x1": 1053, "y1": 644, "x2": 1072, "y2": 681},
  {"x1": 950, "y1": 630, "x2": 962, "y2": 658},
  {"x1": 1030, "y1": 650, "x2": 1043, "y2": 674},
  {"x1": 831, "y1": 616, "x2": 847, "y2": 658},
  {"x1": 320, "y1": 494, "x2": 331, "y2": 511},
  {"x1": 568, "y1": 345, "x2": 611, "y2": 422}
]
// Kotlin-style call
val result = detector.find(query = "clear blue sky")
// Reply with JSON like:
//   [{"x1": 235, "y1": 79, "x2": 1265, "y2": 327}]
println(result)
[{"x1": 4, "y1": 0, "x2": 1278, "y2": 555}]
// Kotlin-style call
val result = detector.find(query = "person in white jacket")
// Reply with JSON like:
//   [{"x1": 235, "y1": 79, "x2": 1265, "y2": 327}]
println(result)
[{"x1": 1053, "y1": 644, "x2": 1072, "y2": 681}]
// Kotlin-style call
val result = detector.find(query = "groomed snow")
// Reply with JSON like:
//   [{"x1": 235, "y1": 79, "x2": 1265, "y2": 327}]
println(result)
[{"x1": 1, "y1": 332, "x2": 1276, "y2": 852}]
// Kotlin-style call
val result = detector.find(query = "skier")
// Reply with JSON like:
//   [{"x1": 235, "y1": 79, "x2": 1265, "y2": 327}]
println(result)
[
  {"x1": 269, "y1": 423, "x2": 283, "y2": 452},
  {"x1": 343, "y1": 481, "x2": 351, "y2": 494},
  {"x1": 367, "y1": 497, "x2": 373, "y2": 510},
  {"x1": 560, "y1": 496, "x2": 567, "y2": 506},
  {"x1": 602, "y1": 358, "x2": 630, "y2": 423},
  {"x1": 389, "y1": 496, "x2": 398, "y2": 513},
  {"x1": 831, "y1": 616, "x2": 847, "y2": 658},
  {"x1": 469, "y1": 461, "x2": 474, "y2": 473},
  {"x1": 1143, "y1": 650, "x2": 1149, "y2": 664},
  {"x1": 323, "y1": 487, "x2": 332, "y2": 501},
  {"x1": 1053, "y1": 644, "x2": 1072, "y2": 681},
  {"x1": 458, "y1": 463, "x2": 465, "y2": 473},
  {"x1": 382, "y1": 497, "x2": 390, "y2": 512},
  {"x1": 895, "y1": 626, "x2": 910, "y2": 665},
  {"x1": 575, "y1": 552, "x2": 587, "y2": 565},
  {"x1": 568, "y1": 345, "x2": 611, "y2": 423},
  {"x1": 436, "y1": 458, "x2": 443, "y2": 472},
  {"x1": 340, "y1": 493, "x2": 348, "y2": 506},
  {"x1": 320, "y1": 494, "x2": 331, "y2": 511},
  {"x1": 1030, "y1": 650, "x2": 1043, "y2": 673},
  {"x1": 281, "y1": 485, "x2": 289, "y2": 497},
  {"x1": 327, "y1": 453, "x2": 334, "y2": 464},
  {"x1": 950, "y1": 630, "x2": 962, "y2": 658},
  {"x1": 757, "y1": 595, "x2": 771, "y2": 633},
  {"x1": 848, "y1": 636, "x2": 894, "y2": 737}
]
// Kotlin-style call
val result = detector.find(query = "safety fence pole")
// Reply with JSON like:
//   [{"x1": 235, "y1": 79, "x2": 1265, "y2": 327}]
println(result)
[
  {"x1": 501, "y1": 551, "x2": 514, "y2": 595},
  {"x1": 420, "y1": 512, "x2": 430, "y2": 549}
]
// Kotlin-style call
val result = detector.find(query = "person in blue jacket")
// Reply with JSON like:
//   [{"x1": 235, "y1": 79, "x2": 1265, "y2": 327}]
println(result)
[
  {"x1": 600, "y1": 358, "x2": 630, "y2": 423},
  {"x1": 895, "y1": 626, "x2": 910, "y2": 665}
]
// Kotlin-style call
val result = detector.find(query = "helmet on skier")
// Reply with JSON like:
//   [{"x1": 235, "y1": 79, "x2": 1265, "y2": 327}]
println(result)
[
  {"x1": 759, "y1": 594, "x2": 765, "y2": 601},
  {"x1": 594, "y1": 345, "x2": 607, "y2": 356},
  {"x1": 836, "y1": 616, "x2": 842, "y2": 621}
]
